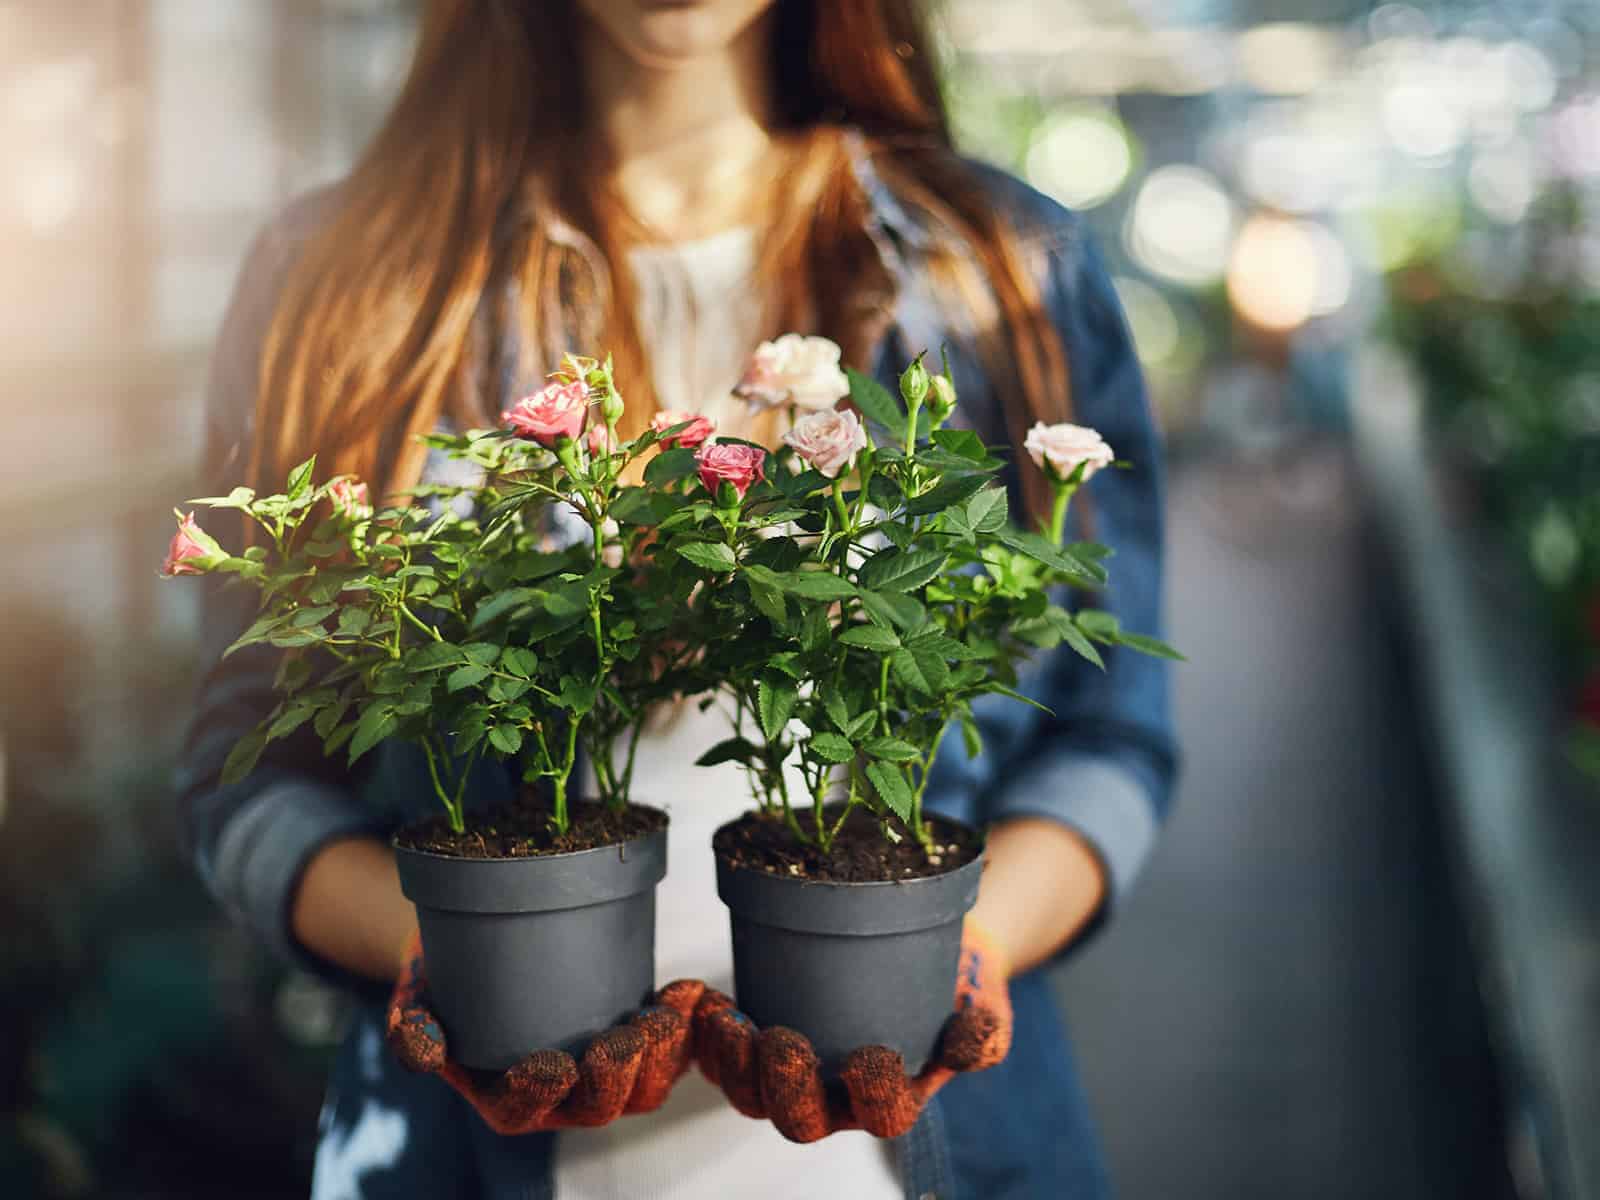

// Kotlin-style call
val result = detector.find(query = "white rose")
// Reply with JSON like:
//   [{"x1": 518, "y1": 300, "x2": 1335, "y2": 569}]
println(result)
[
  {"x1": 734, "y1": 334, "x2": 851, "y2": 412},
  {"x1": 783, "y1": 407, "x2": 868, "y2": 479},
  {"x1": 1023, "y1": 422, "x2": 1115, "y2": 483}
]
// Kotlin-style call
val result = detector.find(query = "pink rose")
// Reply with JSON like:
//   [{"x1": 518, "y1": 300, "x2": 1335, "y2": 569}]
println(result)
[
  {"x1": 733, "y1": 334, "x2": 851, "y2": 412},
  {"x1": 1023, "y1": 422, "x2": 1115, "y2": 483},
  {"x1": 650, "y1": 409, "x2": 715, "y2": 449},
  {"x1": 783, "y1": 407, "x2": 868, "y2": 479},
  {"x1": 587, "y1": 425, "x2": 616, "y2": 457},
  {"x1": 329, "y1": 477, "x2": 372, "y2": 521},
  {"x1": 695, "y1": 442, "x2": 766, "y2": 500},
  {"x1": 501, "y1": 380, "x2": 589, "y2": 448},
  {"x1": 161, "y1": 512, "x2": 224, "y2": 577}
]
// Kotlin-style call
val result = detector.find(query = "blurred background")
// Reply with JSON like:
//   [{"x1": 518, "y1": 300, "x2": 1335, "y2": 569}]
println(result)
[{"x1": 3, "y1": 0, "x2": 1599, "y2": 1196}]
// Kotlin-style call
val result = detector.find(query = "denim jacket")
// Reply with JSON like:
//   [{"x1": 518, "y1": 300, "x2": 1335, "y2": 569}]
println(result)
[{"x1": 177, "y1": 136, "x2": 1176, "y2": 1200}]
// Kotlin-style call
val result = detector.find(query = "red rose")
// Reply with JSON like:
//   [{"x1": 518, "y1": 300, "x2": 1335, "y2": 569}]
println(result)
[
  {"x1": 501, "y1": 380, "x2": 589, "y2": 448},
  {"x1": 695, "y1": 442, "x2": 766, "y2": 500},
  {"x1": 161, "y1": 512, "x2": 224, "y2": 576},
  {"x1": 651, "y1": 409, "x2": 715, "y2": 449}
]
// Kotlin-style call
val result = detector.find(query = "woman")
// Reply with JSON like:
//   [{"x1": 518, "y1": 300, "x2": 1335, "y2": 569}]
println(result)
[{"x1": 178, "y1": 1, "x2": 1176, "y2": 1196}]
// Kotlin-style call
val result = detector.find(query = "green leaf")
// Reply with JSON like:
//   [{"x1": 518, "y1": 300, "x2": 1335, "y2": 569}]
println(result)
[
  {"x1": 500, "y1": 646, "x2": 539, "y2": 677},
  {"x1": 838, "y1": 624, "x2": 900, "y2": 651},
  {"x1": 965, "y1": 487, "x2": 1009, "y2": 534},
  {"x1": 821, "y1": 686, "x2": 851, "y2": 732},
  {"x1": 676, "y1": 541, "x2": 737, "y2": 572},
  {"x1": 1077, "y1": 609, "x2": 1121, "y2": 639},
  {"x1": 846, "y1": 367, "x2": 907, "y2": 439},
  {"x1": 863, "y1": 736, "x2": 919, "y2": 762},
  {"x1": 644, "y1": 446, "x2": 699, "y2": 486},
  {"x1": 348, "y1": 705, "x2": 397, "y2": 764},
  {"x1": 800, "y1": 605, "x2": 831, "y2": 652},
  {"x1": 985, "y1": 683, "x2": 1053, "y2": 714},
  {"x1": 859, "y1": 548, "x2": 947, "y2": 593},
  {"x1": 406, "y1": 641, "x2": 463, "y2": 671},
  {"x1": 904, "y1": 474, "x2": 989, "y2": 517},
  {"x1": 448, "y1": 664, "x2": 491, "y2": 692},
  {"x1": 488, "y1": 724, "x2": 524, "y2": 755},
  {"x1": 268, "y1": 707, "x2": 316, "y2": 739},
  {"x1": 758, "y1": 675, "x2": 798, "y2": 741},
  {"x1": 337, "y1": 607, "x2": 371, "y2": 635},
  {"x1": 1118, "y1": 631, "x2": 1185, "y2": 661},
  {"x1": 225, "y1": 612, "x2": 287, "y2": 656},
  {"x1": 291, "y1": 604, "x2": 337, "y2": 628},
  {"x1": 997, "y1": 528, "x2": 1106, "y2": 585},
  {"x1": 809, "y1": 732, "x2": 856, "y2": 763},
  {"x1": 696, "y1": 737, "x2": 758, "y2": 768},
  {"x1": 543, "y1": 580, "x2": 590, "y2": 619},
  {"x1": 462, "y1": 642, "x2": 501, "y2": 665},
  {"x1": 865, "y1": 761, "x2": 914, "y2": 823},
  {"x1": 286, "y1": 456, "x2": 316, "y2": 501},
  {"x1": 1059, "y1": 619, "x2": 1104, "y2": 669},
  {"x1": 857, "y1": 588, "x2": 924, "y2": 631},
  {"x1": 931, "y1": 428, "x2": 989, "y2": 462},
  {"x1": 744, "y1": 564, "x2": 787, "y2": 624},
  {"x1": 471, "y1": 586, "x2": 539, "y2": 630},
  {"x1": 845, "y1": 710, "x2": 878, "y2": 739},
  {"x1": 890, "y1": 647, "x2": 930, "y2": 694},
  {"x1": 220, "y1": 731, "x2": 268, "y2": 786},
  {"x1": 780, "y1": 571, "x2": 856, "y2": 601}
]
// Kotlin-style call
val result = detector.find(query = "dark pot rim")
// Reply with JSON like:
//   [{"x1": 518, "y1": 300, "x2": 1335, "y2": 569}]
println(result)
[
  {"x1": 390, "y1": 800, "x2": 669, "y2": 866},
  {"x1": 395, "y1": 812, "x2": 668, "y2": 915},
  {"x1": 713, "y1": 814, "x2": 985, "y2": 937}
]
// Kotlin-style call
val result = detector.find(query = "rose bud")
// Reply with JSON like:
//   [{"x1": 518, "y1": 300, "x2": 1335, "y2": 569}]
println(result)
[
  {"x1": 695, "y1": 442, "x2": 766, "y2": 501},
  {"x1": 783, "y1": 407, "x2": 868, "y2": 479},
  {"x1": 651, "y1": 409, "x2": 716, "y2": 449},
  {"x1": 587, "y1": 424, "x2": 617, "y2": 457},
  {"x1": 161, "y1": 511, "x2": 226, "y2": 577},
  {"x1": 329, "y1": 477, "x2": 373, "y2": 521},
  {"x1": 501, "y1": 379, "x2": 590, "y2": 448},
  {"x1": 928, "y1": 374, "x2": 957, "y2": 421},
  {"x1": 1023, "y1": 422, "x2": 1115, "y2": 484},
  {"x1": 733, "y1": 334, "x2": 851, "y2": 412},
  {"x1": 900, "y1": 357, "x2": 932, "y2": 408}
]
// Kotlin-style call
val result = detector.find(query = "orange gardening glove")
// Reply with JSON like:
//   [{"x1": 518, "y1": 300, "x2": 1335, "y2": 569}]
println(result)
[
  {"x1": 691, "y1": 916, "x2": 1013, "y2": 1142},
  {"x1": 385, "y1": 931, "x2": 707, "y2": 1136}
]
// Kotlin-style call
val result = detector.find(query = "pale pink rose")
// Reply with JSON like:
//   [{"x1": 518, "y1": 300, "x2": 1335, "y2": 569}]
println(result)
[
  {"x1": 1023, "y1": 422, "x2": 1115, "y2": 483},
  {"x1": 162, "y1": 512, "x2": 223, "y2": 576},
  {"x1": 501, "y1": 380, "x2": 589, "y2": 447},
  {"x1": 587, "y1": 425, "x2": 616, "y2": 457},
  {"x1": 329, "y1": 477, "x2": 372, "y2": 521},
  {"x1": 696, "y1": 442, "x2": 766, "y2": 500},
  {"x1": 783, "y1": 407, "x2": 868, "y2": 479},
  {"x1": 650, "y1": 409, "x2": 715, "y2": 449},
  {"x1": 733, "y1": 334, "x2": 851, "y2": 412}
]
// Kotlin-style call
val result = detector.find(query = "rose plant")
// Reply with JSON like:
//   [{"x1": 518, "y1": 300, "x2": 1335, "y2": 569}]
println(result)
[
  {"x1": 161, "y1": 355, "x2": 720, "y2": 1071},
  {"x1": 664, "y1": 352, "x2": 1178, "y2": 856}
]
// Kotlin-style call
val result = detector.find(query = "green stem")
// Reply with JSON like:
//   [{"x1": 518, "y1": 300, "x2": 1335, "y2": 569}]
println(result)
[
  {"x1": 909, "y1": 721, "x2": 951, "y2": 850},
  {"x1": 397, "y1": 599, "x2": 442, "y2": 642},
  {"x1": 549, "y1": 718, "x2": 580, "y2": 834},
  {"x1": 419, "y1": 735, "x2": 462, "y2": 834},
  {"x1": 1047, "y1": 483, "x2": 1076, "y2": 545}
]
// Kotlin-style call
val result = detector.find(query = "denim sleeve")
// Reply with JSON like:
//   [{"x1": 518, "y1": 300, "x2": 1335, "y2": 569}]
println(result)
[
  {"x1": 933, "y1": 218, "x2": 1177, "y2": 924},
  {"x1": 173, "y1": 191, "x2": 386, "y2": 974}
]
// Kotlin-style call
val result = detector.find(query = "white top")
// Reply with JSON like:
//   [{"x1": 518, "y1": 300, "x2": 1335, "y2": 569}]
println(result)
[{"x1": 552, "y1": 230, "x2": 901, "y2": 1198}]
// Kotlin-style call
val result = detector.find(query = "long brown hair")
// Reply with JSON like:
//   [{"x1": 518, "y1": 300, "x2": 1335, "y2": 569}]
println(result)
[{"x1": 251, "y1": 0, "x2": 1070, "y2": 518}]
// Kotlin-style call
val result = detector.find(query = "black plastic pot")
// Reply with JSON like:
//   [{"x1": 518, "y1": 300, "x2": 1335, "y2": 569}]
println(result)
[
  {"x1": 715, "y1": 821, "x2": 984, "y2": 1076},
  {"x1": 394, "y1": 818, "x2": 667, "y2": 1072}
]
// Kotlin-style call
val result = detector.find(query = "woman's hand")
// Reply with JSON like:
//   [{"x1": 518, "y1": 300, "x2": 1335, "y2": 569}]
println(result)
[
  {"x1": 386, "y1": 931, "x2": 706, "y2": 1135},
  {"x1": 690, "y1": 917, "x2": 1013, "y2": 1142}
]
